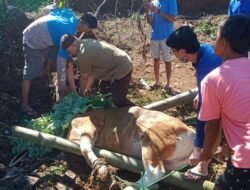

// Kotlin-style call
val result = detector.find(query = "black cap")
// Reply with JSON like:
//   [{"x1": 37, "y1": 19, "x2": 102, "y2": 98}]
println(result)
[
  {"x1": 79, "y1": 12, "x2": 97, "y2": 29},
  {"x1": 61, "y1": 34, "x2": 76, "y2": 50}
]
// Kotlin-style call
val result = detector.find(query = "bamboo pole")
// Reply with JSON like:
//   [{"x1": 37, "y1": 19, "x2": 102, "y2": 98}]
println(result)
[
  {"x1": 12, "y1": 126, "x2": 214, "y2": 190},
  {"x1": 144, "y1": 88, "x2": 198, "y2": 111}
]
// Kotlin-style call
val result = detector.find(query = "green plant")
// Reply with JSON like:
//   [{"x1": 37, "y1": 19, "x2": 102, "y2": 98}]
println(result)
[
  {"x1": 194, "y1": 19, "x2": 216, "y2": 37},
  {"x1": 10, "y1": 92, "x2": 112, "y2": 158},
  {"x1": 48, "y1": 162, "x2": 67, "y2": 176}
]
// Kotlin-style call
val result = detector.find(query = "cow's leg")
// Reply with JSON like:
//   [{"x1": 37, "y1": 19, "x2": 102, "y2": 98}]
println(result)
[
  {"x1": 79, "y1": 121, "x2": 108, "y2": 176},
  {"x1": 124, "y1": 145, "x2": 166, "y2": 190}
]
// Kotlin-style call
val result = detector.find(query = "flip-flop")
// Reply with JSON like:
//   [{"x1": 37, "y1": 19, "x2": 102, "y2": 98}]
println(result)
[
  {"x1": 149, "y1": 82, "x2": 160, "y2": 90},
  {"x1": 183, "y1": 169, "x2": 208, "y2": 182},
  {"x1": 163, "y1": 86, "x2": 172, "y2": 94},
  {"x1": 21, "y1": 105, "x2": 38, "y2": 117}
]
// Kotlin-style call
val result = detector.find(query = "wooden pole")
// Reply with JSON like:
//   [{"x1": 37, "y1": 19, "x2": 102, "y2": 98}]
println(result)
[
  {"x1": 144, "y1": 88, "x2": 198, "y2": 111},
  {"x1": 12, "y1": 126, "x2": 214, "y2": 190}
]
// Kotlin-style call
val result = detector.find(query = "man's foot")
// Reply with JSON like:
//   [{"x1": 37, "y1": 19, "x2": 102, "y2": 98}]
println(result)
[
  {"x1": 149, "y1": 81, "x2": 160, "y2": 90},
  {"x1": 163, "y1": 85, "x2": 172, "y2": 94},
  {"x1": 21, "y1": 105, "x2": 38, "y2": 117},
  {"x1": 183, "y1": 167, "x2": 208, "y2": 182}
]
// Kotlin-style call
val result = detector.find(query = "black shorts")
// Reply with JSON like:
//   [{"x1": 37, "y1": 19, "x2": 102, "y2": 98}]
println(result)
[{"x1": 215, "y1": 159, "x2": 250, "y2": 190}]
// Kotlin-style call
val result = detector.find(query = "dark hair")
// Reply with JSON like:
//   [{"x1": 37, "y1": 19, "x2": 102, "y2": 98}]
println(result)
[
  {"x1": 79, "y1": 12, "x2": 97, "y2": 29},
  {"x1": 61, "y1": 34, "x2": 76, "y2": 50},
  {"x1": 219, "y1": 15, "x2": 250, "y2": 56},
  {"x1": 166, "y1": 26, "x2": 200, "y2": 53}
]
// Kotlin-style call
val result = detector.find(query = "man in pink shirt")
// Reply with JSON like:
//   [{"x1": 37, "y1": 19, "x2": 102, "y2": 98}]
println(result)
[{"x1": 198, "y1": 15, "x2": 250, "y2": 189}]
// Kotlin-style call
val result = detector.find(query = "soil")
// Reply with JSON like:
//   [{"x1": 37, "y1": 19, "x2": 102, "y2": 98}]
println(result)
[{"x1": 0, "y1": 5, "x2": 228, "y2": 190}]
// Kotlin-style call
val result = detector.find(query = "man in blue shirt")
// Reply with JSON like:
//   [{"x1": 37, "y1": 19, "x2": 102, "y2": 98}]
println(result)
[
  {"x1": 228, "y1": 0, "x2": 250, "y2": 15},
  {"x1": 167, "y1": 26, "x2": 222, "y2": 181},
  {"x1": 21, "y1": 9, "x2": 97, "y2": 116},
  {"x1": 145, "y1": 0, "x2": 177, "y2": 93}
]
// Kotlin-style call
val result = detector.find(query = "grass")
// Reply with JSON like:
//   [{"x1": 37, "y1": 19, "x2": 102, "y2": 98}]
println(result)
[
  {"x1": 48, "y1": 162, "x2": 67, "y2": 176},
  {"x1": 9, "y1": 0, "x2": 51, "y2": 12}
]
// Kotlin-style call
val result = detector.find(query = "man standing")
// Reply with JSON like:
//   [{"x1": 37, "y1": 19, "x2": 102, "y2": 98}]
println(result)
[
  {"x1": 61, "y1": 34, "x2": 133, "y2": 107},
  {"x1": 145, "y1": 0, "x2": 177, "y2": 93},
  {"x1": 21, "y1": 9, "x2": 96, "y2": 116},
  {"x1": 167, "y1": 26, "x2": 222, "y2": 181}
]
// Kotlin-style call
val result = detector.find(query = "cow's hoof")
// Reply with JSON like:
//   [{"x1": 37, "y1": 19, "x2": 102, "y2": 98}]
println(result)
[{"x1": 97, "y1": 165, "x2": 110, "y2": 181}]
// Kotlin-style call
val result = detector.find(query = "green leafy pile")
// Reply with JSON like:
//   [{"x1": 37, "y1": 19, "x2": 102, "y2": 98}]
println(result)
[
  {"x1": 194, "y1": 19, "x2": 216, "y2": 38},
  {"x1": 10, "y1": 92, "x2": 112, "y2": 158}
]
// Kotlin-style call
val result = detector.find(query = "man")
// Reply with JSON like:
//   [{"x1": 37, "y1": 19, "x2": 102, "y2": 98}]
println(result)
[
  {"x1": 166, "y1": 26, "x2": 222, "y2": 181},
  {"x1": 61, "y1": 34, "x2": 133, "y2": 107},
  {"x1": 21, "y1": 9, "x2": 97, "y2": 116},
  {"x1": 199, "y1": 15, "x2": 250, "y2": 189},
  {"x1": 145, "y1": 0, "x2": 177, "y2": 93},
  {"x1": 228, "y1": 0, "x2": 250, "y2": 16}
]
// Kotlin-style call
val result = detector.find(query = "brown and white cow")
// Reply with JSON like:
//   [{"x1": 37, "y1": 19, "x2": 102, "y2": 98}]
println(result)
[{"x1": 67, "y1": 106, "x2": 195, "y2": 189}]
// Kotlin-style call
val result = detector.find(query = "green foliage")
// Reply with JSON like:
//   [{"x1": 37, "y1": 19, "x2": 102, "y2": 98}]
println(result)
[
  {"x1": 48, "y1": 162, "x2": 67, "y2": 176},
  {"x1": 10, "y1": 92, "x2": 112, "y2": 158},
  {"x1": 194, "y1": 19, "x2": 216, "y2": 38}
]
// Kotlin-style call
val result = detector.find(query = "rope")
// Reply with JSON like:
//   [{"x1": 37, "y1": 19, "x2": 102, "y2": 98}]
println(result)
[{"x1": 113, "y1": 164, "x2": 188, "y2": 190}]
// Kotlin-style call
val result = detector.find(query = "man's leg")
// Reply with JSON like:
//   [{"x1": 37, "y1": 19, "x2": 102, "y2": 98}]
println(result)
[
  {"x1": 110, "y1": 71, "x2": 133, "y2": 107},
  {"x1": 164, "y1": 61, "x2": 171, "y2": 89},
  {"x1": 153, "y1": 58, "x2": 161, "y2": 86},
  {"x1": 150, "y1": 40, "x2": 161, "y2": 88},
  {"x1": 161, "y1": 39, "x2": 172, "y2": 91},
  {"x1": 21, "y1": 43, "x2": 47, "y2": 115},
  {"x1": 21, "y1": 80, "x2": 31, "y2": 108}
]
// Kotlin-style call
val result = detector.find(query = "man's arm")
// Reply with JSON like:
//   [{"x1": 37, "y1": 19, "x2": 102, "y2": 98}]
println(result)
[
  {"x1": 66, "y1": 61, "x2": 76, "y2": 92},
  {"x1": 56, "y1": 55, "x2": 68, "y2": 96},
  {"x1": 159, "y1": 12, "x2": 176, "y2": 23},
  {"x1": 151, "y1": 6, "x2": 176, "y2": 23},
  {"x1": 83, "y1": 75, "x2": 95, "y2": 97},
  {"x1": 144, "y1": 0, "x2": 152, "y2": 25},
  {"x1": 200, "y1": 119, "x2": 221, "y2": 161}
]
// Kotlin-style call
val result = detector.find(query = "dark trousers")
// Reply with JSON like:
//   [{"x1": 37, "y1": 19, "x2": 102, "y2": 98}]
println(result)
[{"x1": 99, "y1": 71, "x2": 134, "y2": 107}]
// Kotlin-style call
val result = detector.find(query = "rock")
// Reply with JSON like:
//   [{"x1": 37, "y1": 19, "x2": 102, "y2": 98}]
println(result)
[
  {"x1": 26, "y1": 176, "x2": 39, "y2": 186},
  {"x1": 65, "y1": 170, "x2": 76, "y2": 180}
]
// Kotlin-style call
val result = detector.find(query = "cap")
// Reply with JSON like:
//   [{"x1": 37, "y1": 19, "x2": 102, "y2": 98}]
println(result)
[
  {"x1": 79, "y1": 12, "x2": 97, "y2": 29},
  {"x1": 61, "y1": 34, "x2": 76, "y2": 50}
]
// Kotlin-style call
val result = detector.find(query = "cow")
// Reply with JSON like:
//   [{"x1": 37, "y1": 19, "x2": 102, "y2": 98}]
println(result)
[{"x1": 67, "y1": 106, "x2": 195, "y2": 189}]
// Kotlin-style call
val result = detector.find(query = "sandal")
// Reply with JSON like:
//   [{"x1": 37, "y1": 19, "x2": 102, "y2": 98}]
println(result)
[
  {"x1": 163, "y1": 86, "x2": 172, "y2": 94},
  {"x1": 183, "y1": 169, "x2": 208, "y2": 182},
  {"x1": 149, "y1": 82, "x2": 160, "y2": 90},
  {"x1": 21, "y1": 105, "x2": 38, "y2": 117}
]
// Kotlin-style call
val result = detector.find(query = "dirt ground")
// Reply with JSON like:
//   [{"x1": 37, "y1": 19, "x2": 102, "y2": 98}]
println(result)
[{"x1": 0, "y1": 7, "x2": 228, "y2": 190}]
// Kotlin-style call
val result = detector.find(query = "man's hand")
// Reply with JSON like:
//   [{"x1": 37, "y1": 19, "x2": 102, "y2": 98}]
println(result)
[
  {"x1": 214, "y1": 144, "x2": 234, "y2": 157},
  {"x1": 193, "y1": 95, "x2": 199, "y2": 110},
  {"x1": 189, "y1": 147, "x2": 201, "y2": 166},
  {"x1": 151, "y1": 5, "x2": 160, "y2": 14},
  {"x1": 83, "y1": 87, "x2": 92, "y2": 97},
  {"x1": 144, "y1": 0, "x2": 151, "y2": 13}
]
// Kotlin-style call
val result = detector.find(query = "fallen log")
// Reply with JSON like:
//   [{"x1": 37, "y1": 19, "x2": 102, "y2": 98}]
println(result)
[
  {"x1": 144, "y1": 88, "x2": 198, "y2": 111},
  {"x1": 12, "y1": 125, "x2": 214, "y2": 190}
]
